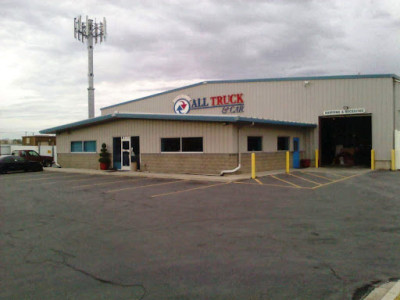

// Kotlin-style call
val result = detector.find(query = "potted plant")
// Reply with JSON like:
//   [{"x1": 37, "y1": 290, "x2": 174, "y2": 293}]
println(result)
[{"x1": 99, "y1": 143, "x2": 111, "y2": 170}]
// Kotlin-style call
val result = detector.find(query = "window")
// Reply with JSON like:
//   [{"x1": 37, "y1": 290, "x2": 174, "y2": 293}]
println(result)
[
  {"x1": 71, "y1": 141, "x2": 96, "y2": 153},
  {"x1": 182, "y1": 137, "x2": 203, "y2": 152},
  {"x1": 277, "y1": 137, "x2": 290, "y2": 151},
  {"x1": 161, "y1": 138, "x2": 180, "y2": 152},
  {"x1": 28, "y1": 150, "x2": 40, "y2": 157},
  {"x1": 161, "y1": 137, "x2": 204, "y2": 152},
  {"x1": 247, "y1": 136, "x2": 262, "y2": 151},
  {"x1": 71, "y1": 141, "x2": 83, "y2": 152},
  {"x1": 84, "y1": 141, "x2": 96, "y2": 152}
]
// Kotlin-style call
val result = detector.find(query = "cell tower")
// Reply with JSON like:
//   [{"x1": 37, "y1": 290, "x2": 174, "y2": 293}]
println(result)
[{"x1": 74, "y1": 16, "x2": 107, "y2": 119}]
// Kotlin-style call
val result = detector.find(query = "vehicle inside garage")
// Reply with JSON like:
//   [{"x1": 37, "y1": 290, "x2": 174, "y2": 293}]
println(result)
[{"x1": 320, "y1": 115, "x2": 372, "y2": 167}]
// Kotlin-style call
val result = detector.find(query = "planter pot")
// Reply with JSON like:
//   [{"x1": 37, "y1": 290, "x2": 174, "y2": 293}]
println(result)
[{"x1": 100, "y1": 162, "x2": 109, "y2": 170}]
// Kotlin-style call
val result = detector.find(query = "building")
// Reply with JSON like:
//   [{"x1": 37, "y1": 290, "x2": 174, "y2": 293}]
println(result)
[
  {"x1": 40, "y1": 74, "x2": 400, "y2": 174},
  {"x1": 22, "y1": 135, "x2": 56, "y2": 146}
]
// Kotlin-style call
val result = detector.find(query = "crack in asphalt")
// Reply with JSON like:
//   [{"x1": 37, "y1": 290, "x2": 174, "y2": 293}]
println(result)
[
  {"x1": 51, "y1": 249, "x2": 147, "y2": 300},
  {"x1": 18, "y1": 246, "x2": 147, "y2": 299},
  {"x1": 326, "y1": 264, "x2": 343, "y2": 281}
]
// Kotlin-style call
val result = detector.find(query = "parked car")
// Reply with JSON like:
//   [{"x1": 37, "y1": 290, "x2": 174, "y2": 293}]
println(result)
[
  {"x1": 11, "y1": 150, "x2": 54, "y2": 167},
  {"x1": 0, "y1": 155, "x2": 43, "y2": 174}
]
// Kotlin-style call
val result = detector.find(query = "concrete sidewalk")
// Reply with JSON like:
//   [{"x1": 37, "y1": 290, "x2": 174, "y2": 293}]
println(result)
[
  {"x1": 44, "y1": 167, "x2": 284, "y2": 182},
  {"x1": 363, "y1": 280, "x2": 400, "y2": 300},
  {"x1": 44, "y1": 166, "x2": 371, "y2": 182}
]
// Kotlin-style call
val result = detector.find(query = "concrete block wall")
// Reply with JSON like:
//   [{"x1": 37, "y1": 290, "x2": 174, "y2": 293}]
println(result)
[
  {"x1": 141, "y1": 153, "x2": 238, "y2": 175},
  {"x1": 240, "y1": 151, "x2": 305, "y2": 173},
  {"x1": 58, "y1": 154, "x2": 99, "y2": 170}
]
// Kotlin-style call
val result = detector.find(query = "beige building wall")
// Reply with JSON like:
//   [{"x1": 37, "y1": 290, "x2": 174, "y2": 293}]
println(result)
[
  {"x1": 101, "y1": 77, "x2": 395, "y2": 160},
  {"x1": 57, "y1": 119, "x2": 237, "y2": 154},
  {"x1": 237, "y1": 125, "x2": 308, "y2": 153},
  {"x1": 56, "y1": 119, "x2": 311, "y2": 173}
]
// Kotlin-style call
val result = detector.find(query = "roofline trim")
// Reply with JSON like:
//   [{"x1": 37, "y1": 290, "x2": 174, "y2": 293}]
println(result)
[
  {"x1": 100, "y1": 73, "x2": 400, "y2": 110},
  {"x1": 39, "y1": 113, "x2": 316, "y2": 134}
]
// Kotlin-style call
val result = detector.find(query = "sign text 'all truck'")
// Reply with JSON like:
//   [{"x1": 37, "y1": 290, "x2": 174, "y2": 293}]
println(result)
[{"x1": 173, "y1": 93, "x2": 245, "y2": 114}]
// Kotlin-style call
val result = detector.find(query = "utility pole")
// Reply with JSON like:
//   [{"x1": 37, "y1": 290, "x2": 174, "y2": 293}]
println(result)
[{"x1": 74, "y1": 16, "x2": 107, "y2": 118}]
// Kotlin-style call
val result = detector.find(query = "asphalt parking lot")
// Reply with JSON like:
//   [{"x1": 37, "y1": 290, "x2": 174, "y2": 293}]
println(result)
[{"x1": 1, "y1": 169, "x2": 400, "y2": 299}]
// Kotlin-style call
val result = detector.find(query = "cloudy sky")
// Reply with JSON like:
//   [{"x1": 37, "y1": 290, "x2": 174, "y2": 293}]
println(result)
[{"x1": 1, "y1": 0, "x2": 400, "y2": 139}]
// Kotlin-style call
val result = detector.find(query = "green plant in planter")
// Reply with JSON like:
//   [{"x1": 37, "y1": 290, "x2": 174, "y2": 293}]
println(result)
[{"x1": 99, "y1": 143, "x2": 111, "y2": 169}]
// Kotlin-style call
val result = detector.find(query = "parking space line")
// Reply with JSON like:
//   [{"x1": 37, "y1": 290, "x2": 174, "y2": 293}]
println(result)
[
  {"x1": 72, "y1": 177, "x2": 149, "y2": 189},
  {"x1": 17, "y1": 174, "x2": 80, "y2": 182},
  {"x1": 254, "y1": 178, "x2": 263, "y2": 185},
  {"x1": 270, "y1": 175, "x2": 301, "y2": 188},
  {"x1": 151, "y1": 182, "x2": 229, "y2": 198},
  {"x1": 233, "y1": 181, "x2": 300, "y2": 189},
  {"x1": 41, "y1": 176, "x2": 99, "y2": 185},
  {"x1": 106, "y1": 180, "x2": 184, "y2": 193},
  {"x1": 311, "y1": 173, "x2": 364, "y2": 190},
  {"x1": 299, "y1": 171, "x2": 334, "y2": 181},
  {"x1": 1, "y1": 174, "x2": 53, "y2": 181},
  {"x1": 289, "y1": 173, "x2": 321, "y2": 186},
  {"x1": 325, "y1": 171, "x2": 347, "y2": 178}
]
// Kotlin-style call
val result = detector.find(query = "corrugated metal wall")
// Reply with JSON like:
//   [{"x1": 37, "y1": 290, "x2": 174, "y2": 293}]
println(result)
[
  {"x1": 237, "y1": 125, "x2": 307, "y2": 153},
  {"x1": 395, "y1": 81, "x2": 400, "y2": 131},
  {"x1": 57, "y1": 119, "x2": 236, "y2": 154},
  {"x1": 101, "y1": 77, "x2": 394, "y2": 159}
]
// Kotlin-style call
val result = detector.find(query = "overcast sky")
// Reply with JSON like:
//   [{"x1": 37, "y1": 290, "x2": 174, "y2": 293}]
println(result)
[{"x1": 1, "y1": 0, "x2": 400, "y2": 139}]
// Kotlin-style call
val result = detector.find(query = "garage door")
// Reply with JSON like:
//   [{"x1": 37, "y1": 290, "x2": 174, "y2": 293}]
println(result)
[{"x1": 319, "y1": 115, "x2": 372, "y2": 167}]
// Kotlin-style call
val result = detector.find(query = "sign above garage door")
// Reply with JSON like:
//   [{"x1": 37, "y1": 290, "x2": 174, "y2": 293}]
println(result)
[{"x1": 323, "y1": 108, "x2": 366, "y2": 116}]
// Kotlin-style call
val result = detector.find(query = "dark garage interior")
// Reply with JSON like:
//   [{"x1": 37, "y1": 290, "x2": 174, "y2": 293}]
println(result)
[{"x1": 320, "y1": 115, "x2": 372, "y2": 167}]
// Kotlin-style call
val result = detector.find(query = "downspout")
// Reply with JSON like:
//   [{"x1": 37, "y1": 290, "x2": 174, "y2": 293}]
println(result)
[
  {"x1": 394, "y1": 79, "x2": 399, "y2": 147},
  {"x1": 220, "y1": 125, "x2": 241, "y2": 176},
  {"x1": 394, "y1": 79, "x2": 400, "y2": 170}
]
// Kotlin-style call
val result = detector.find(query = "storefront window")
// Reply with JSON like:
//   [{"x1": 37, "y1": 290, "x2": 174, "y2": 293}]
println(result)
[
  {"x1": 83, "y1": 141, "x2": 97, "y2": 152},
  {"x1": 182, "y1": 137, "x2": 203, "y2": 152},
  {"x1": 161, "y1": 137, "x2": 203, "y2": 152},
  {"x1": 277, "y1": 137, "x2": 290, "y2": 151},
  {"x1": 161, "y1": 138, "x2": 180, "y2": 152},
  {"x1": 71, "y1": 141, "x2": 83, "y2": 152},
  {"x1": 71, "y1": 141, "x2": 96, "y2": 152},
  {"x1": 247, "y1": 136, "x2": 262, "y2": 151}
]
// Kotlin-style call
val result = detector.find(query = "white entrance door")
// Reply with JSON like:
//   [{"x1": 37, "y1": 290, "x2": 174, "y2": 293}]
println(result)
[{"x1": 121, "y1": 136, "x2": 131, "y2": 170}]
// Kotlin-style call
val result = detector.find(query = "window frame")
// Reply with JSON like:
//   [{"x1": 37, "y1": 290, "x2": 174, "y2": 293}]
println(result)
[
  {"x1": 83, "y1": 141, "x2": 97, "y2": 152},
  {"x1": 247, "y1": 136, "x2": 263, "y2": 152},
  {"x1": 161, "y1": 137, "x2": 181, "y2": 153},
  {"x1": 277, "y1": 136, "x2": 290, "y2": 151},
  {"x1": 160, "y1": 137, "x2": 204, "y2": 153},
  {"x1": 71, "y1": 140, "x2": 97, "y2": 153},
  {"x1": 182, "y1": 137, "x2": 203, "y2": 153}
]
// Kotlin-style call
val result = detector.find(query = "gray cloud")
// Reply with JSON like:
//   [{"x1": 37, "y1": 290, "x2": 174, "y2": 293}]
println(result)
[{"x1": 1, "y1": 0, "x2": 400, "y2": 138}]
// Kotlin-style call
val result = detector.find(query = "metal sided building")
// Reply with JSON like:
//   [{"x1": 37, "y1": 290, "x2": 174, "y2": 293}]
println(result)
[{"x1": 41, "y1": 74, "x2": 400, "y2": 174}]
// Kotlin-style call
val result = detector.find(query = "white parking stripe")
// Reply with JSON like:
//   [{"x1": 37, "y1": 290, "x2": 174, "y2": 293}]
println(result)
[{"x1": 72, "y1": 177, "x2": 150, "y2": 189}]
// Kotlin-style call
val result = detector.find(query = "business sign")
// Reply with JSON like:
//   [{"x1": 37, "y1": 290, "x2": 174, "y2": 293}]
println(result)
[
  {"x1": 173, "y1": 94, "x2": 245, "y2": 114},
  {"x1": 173, "y1": 95, "x2": 191, "y2": 114},
  {"x1": 323, "y1": 108, "x2": 366, "y2": 116}
]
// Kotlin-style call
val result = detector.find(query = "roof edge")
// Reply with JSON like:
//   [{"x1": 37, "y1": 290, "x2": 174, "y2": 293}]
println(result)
[{"x1": 40, "y1": 113, "x2": 316, "y2": 134}]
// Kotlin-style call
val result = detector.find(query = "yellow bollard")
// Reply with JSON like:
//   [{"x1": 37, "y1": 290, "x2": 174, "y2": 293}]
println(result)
[
  {"x1": 251, "y1": 153, "x2": 256, "y2": 179},
  {"x1": 391, "y1": 149, "x2": 395, "y2": 171},
  {"x1": 371, "y1": 149, "x2": 375, "y2": 170},
  {"x1": 286, "y1": 151, "x2": 290, "y2": 174},
  {"x1": 315, "y1": 149, "x2": 319, "y2": 168}
]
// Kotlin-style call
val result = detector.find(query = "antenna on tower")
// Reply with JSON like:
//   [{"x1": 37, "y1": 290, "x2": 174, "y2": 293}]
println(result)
[{"x1": 73, "y1": 15, "x2": 107, "y2": 119}]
